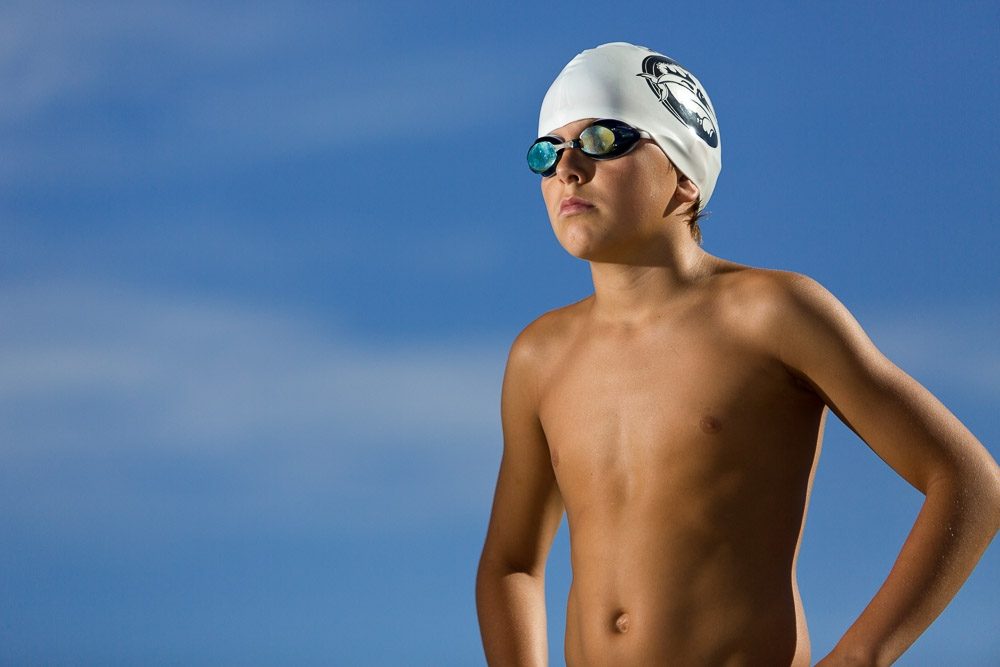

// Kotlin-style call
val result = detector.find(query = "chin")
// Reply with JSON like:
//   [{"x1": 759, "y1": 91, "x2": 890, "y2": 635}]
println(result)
[
  {"x1": 556, "y1": 239, "x2": 610, "y2": 263},
  {"x1": 553, "y1": 231, "x2": 597, "y2": 260},
  {"x1": 554, "y1": 220, "x2": 622, "y2": 262}
]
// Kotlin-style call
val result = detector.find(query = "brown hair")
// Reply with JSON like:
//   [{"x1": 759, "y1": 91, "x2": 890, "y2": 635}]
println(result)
[{"x1": 689, "y1": 198, "x2": 707, "y2": 245}]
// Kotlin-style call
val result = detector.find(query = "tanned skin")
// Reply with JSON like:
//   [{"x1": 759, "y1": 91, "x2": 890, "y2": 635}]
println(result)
[{"x1": 475, "y1": 119, "x2": 1000, "y2": 666}]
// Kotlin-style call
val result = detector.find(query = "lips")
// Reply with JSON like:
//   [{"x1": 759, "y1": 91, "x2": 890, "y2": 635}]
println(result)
[{"x1": 559, "y1": 196, "x2": 595, "y2": 216}]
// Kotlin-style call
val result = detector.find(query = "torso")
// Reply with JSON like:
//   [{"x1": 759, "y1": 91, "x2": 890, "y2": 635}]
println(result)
[{"x1": 530, "y1": 267, "x2": 825, "y2": 666}]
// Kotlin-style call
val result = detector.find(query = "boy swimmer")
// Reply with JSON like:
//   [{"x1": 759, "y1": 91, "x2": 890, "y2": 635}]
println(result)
[{"x1": 476, "y1": 42, "x2": 1000, "y2": 666}]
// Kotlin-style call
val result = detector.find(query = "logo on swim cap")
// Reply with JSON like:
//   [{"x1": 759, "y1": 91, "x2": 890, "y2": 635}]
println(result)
[{"x1": 638, "y1": 56, "x2": 719, "y2": 149}]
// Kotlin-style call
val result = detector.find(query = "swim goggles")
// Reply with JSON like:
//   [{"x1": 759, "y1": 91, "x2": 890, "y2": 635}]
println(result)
[{"x1": 526, "y1": 119, "x2": 651, "y2": 177}]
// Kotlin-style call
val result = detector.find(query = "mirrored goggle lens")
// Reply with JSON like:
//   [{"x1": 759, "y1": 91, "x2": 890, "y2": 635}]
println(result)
[
  {"x1": 526, "y1": 122, "x2": 642, "y2": 176},
  {"x1": 527, "y1": 140, "x2": 559, "y2": 175},
  {"x1": 578, "y1": 124, "x2": 617, "y2": 155}
]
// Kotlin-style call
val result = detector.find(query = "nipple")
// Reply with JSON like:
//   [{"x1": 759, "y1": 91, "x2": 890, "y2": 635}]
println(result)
[
  {"x1": 700, "y1": 415, "x2": 722, "y2": 434},
  {"x1": 614, "y1": 612, "x2": 630, "y2": 634}
]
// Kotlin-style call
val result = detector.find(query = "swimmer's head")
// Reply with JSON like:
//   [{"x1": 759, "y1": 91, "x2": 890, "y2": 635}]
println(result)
[{"x1": 538, "y1": 42, "x2": 721, "y2": 210}]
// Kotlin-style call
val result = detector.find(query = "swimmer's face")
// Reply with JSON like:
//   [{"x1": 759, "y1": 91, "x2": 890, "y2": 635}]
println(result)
[{"x1": 540, "y1": 118, "x2": 697, "y2": 262}]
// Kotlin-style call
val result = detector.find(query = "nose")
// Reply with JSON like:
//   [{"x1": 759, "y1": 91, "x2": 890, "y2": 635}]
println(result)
[{"x1": 554, "y1": 142, "x2": 592, "y2": 183}]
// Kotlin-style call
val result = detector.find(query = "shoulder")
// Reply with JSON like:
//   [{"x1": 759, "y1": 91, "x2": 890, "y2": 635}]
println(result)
[
  {"x1": 740, "y1": 269, "x2": 863, "y2": 342},
  {"x1": 499, "y1": 298, "x2": 590, "y2": 417},
  {"x1": 501, "y1": 297, "x2": 590, "y2": 396},
  {"x1": 708, "y1": 266, "x2": 873, "y2": 369},
  {"x1": 508, "y1": 297, "x2": 590, "y2": 365},
  {"x1": 706, "y1": 265, "x2": 837, "y2": 329},
  {"x1": 711, "y1": 264, "x2": 827, "y2": 308}
]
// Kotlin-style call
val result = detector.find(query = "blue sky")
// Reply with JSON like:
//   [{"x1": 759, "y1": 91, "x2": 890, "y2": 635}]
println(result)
[{"x1": 1, "y1": 1, "x2": 998, "y2": 665}]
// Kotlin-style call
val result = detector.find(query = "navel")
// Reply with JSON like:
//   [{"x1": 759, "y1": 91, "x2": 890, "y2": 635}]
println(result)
[
  {"x1": 614, "y1": 612, "x2": 630, "y2": 634},
  {"x1": 700, "y1": 415, "x2": 722, "y2": 434}
]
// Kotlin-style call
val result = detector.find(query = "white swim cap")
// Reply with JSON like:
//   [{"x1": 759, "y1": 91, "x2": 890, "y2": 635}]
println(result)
[{"x1": 538, "y1": 42, "x2": 721, "y2": 208}]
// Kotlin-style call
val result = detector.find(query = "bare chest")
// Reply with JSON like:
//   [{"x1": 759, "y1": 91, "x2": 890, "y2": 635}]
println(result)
[{"x1": 536, "y1": 330, "x2": 821, "y2": 502}]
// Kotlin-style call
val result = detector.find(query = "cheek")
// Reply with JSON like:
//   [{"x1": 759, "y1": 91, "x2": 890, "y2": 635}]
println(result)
[
  {"x1": 540, "y1": 180, "x2": 561, "y2": 217},
  {"x1": 612, "y1": 170, "x2": 663, "y2": 214},
  {"x1": 632, "y1": 156, "x2": 676, "y2": 211}
]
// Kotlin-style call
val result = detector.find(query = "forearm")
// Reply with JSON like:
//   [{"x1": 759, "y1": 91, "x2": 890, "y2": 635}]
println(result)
[
  {"x1": 820, "y1": 472, "x2": 1000, "y2": 666},
  {"x1": 476, "y1": 560, "x2": 550, "y2": 667}
]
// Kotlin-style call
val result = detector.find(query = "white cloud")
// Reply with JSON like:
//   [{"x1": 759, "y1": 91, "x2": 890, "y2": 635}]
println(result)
[
  {"x1": 0, "y1": 1, "x2": 364, "y2": 119},
  {"x1": 182, "y1": 44, "x2": 541, "y2": 159},
  {"x1": 0, "y1": 0, "x2": 545, "y2": 184},
  {"x1": 0, "y1": 281, "x2": 510, "y2": 532},
  {"x1": 860, "y1": 302, "x2": 1000, "y2": 401},
  {"x1": 0, "y1": 282, "x2": 506, "y2": 458}
]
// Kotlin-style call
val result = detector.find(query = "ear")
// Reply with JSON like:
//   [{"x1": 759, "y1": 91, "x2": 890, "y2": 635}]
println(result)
[{"x1": 674, "y1": 176, "x2": 699, "y2": 204}]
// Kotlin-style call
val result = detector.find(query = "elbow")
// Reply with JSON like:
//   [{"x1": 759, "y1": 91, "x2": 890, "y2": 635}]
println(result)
[
  {"x1": 962, "y1": 454, "x2": 1000, "y2": 540},
  {"x1": 475, "y1": 551, "x2": 498, "y2": 602},
  {"x1": 984, "y1": 460, "x2": 1000, "y2": 537},
  {"x1": 477, "y1": 550, "x2": 541, "y2": 584},
  {"x1": 476, "y1": 550, "x2": 513, "y2": 599},
  {"x1": 476, "y1": 548, "x2": 545, "y2": 607},
  {"x1": 475, "y1": 554, "x2": 500, "y2": 620},
  {"x1": 929, "y1": 453, "x2": 1000, "y2": 541}
]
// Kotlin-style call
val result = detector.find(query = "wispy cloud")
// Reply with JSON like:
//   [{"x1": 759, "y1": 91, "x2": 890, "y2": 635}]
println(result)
[
  {"x1": 0, "y1": 282, "x2": 507, "y2": 532},
  {"x1": 1, "y1": 282, "x2": 505, "y2": 452},
  {"x1": 861, "y1": 302, "x2": 1000, "y2": 402},
  {"x1": 0, "y1": 1, "x2": 296, "y2": 121},
  {"x1": 0, "y1": 1, "x2": 543, "y2": 185}
]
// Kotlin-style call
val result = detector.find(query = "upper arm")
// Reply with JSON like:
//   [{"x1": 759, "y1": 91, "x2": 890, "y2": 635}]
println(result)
[
  {"x1": 769, "y1": 274, "x2": 996, "y2": 495},
  {"x1": 480, "y1": 326, "x2": 565, "y2": 576}
]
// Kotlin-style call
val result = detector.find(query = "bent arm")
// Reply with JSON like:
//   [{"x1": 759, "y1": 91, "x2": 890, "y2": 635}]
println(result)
[
  {"x1": 817, "y1": 373, "x2": 1000, "y2": 666},
  {"x1": 477, "y1": 333, "x2": 564, "y2": 666},
  {"x1": 776, "y1": 276, "x2": 1000, "y2": 666}
]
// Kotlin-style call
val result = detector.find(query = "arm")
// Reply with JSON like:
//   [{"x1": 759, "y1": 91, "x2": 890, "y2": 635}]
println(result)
[
  {"x1": 476, "y1": 330, "x2": 565, "y2": 666},
  {"x1": 774, "y1": 276, "x2": 1000, "y2": 667}
]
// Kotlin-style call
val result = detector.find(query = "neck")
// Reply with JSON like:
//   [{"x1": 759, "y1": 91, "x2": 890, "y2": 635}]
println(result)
[{"x1": 587, "y1": 239, "x2": 715, "y2": 324}]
